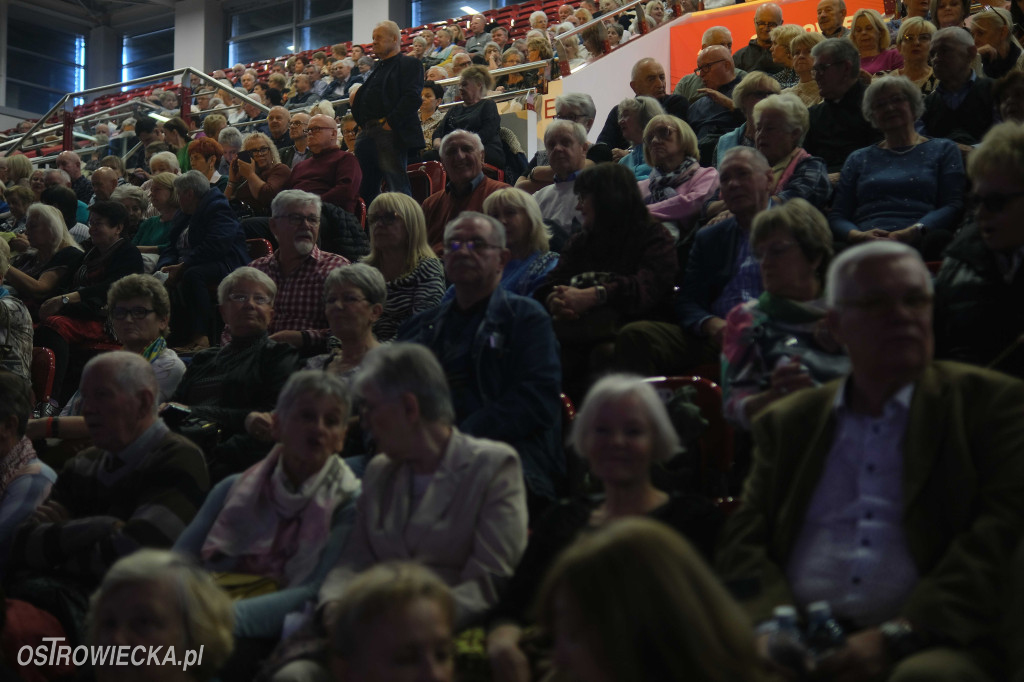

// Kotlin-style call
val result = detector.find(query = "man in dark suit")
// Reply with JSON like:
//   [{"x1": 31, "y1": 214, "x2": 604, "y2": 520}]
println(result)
[
  {"x1": 351, "y1": 20, "x2": 424, "y2": 204},
  {"x1": 717, "y1": 242, "x2": 1024, "y2": 681}
]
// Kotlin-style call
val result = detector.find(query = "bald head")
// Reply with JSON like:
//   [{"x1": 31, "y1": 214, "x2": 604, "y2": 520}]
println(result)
[
  {"x1": 91, "y1": 167, "x2": 119, "y2": 201},
  {"x1": 696, "y1": 44, "x2": 736, "y2": 89},
  {"x1": 701, "y1": 26, "x2": 733, "y2": 49},
  {"x1": 306, "y1": 114, "x2": 337, "y2": 154},
  {"x1": 267, "y1": 106, "x2": 290, "y2": 138},
  {"x1": 56, "y1": 151, "x2": 83, "y2": 180},
  {"x1": 754, "y1": 3, "x2": 783, "y2": 45}
]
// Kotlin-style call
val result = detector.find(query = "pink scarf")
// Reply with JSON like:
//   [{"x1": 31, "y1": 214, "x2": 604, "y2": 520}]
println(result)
[
  {"x1": 0, "y1": 437, "x2": 41, "y2": 496},
  {"x1": 773, "y1": 147, "x2": 812, "y2": 194},
  {"x1": 200, "y1": 445, "x2": 359, "y2": 586}
]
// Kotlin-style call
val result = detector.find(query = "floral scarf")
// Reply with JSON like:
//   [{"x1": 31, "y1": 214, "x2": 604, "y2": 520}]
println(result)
[{"x1": 646, "y1": 156, "x2": 699, "y2": 203}]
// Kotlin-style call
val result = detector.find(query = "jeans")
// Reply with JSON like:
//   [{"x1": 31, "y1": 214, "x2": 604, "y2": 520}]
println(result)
[{"x1": 355, "y1": 124, "x2": 412, "y2": 204}]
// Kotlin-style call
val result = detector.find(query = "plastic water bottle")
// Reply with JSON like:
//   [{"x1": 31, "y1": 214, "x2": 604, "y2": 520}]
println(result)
[
  {"x1": 804, "y1": 601, "x2": 846, "y2": 660},
  {"x1": 767, "y1": 605, "x2": 810, "y2": 678}
]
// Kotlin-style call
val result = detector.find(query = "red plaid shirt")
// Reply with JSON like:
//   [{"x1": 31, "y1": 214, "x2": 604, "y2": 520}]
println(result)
[{"x1": 232, "y1": 246, "x2": 350, "y2": 349}]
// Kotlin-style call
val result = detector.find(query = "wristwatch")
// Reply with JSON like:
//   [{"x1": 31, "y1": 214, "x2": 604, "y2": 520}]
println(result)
[{"x1": 61, "y1": 295, "x2": 70, "y2": 306}]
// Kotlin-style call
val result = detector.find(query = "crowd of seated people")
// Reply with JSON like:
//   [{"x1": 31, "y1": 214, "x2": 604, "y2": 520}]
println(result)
[{"x1": 2, "y1": 1, "x2": 1024, "y2": 679}]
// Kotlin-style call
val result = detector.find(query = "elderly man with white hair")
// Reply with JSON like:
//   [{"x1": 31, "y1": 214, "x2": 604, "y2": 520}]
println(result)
[
  {"x1": 10, "y1": 351, "x2": 208, "y2": 584},
  {"x1": 733, "y1": 3, "x2": 786, "y2": 74},
  {"x1": 518, "y1": 92, "x2": 612, "y2": 194},
  {"x1": 718, "y1": 241, "x2": 1024, "y2": 681},
  {"x1": 465, "y1": 13, "x2": 492, "y2": 54},
  {"x1": 530, "y1": 120, "x2": 589, "y2": 247},
  {"x1": 56, "y1": 151, "x2": 93, "y2": 204},
  {"x1": 421, "y1": 130, "x2": 511, "y2": 251}
]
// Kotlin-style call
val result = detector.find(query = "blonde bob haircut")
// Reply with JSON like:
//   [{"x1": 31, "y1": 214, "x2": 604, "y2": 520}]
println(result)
[
  {"x1": 26, "y1": 203, "x2": 81, "y2": 252},
  {"x1": 483, "y1": 187, "x2": 551, "y2": 253},
  {"x1": 87, "y1": 549, "x2": 234, "y2": 682},
  {"x1": 569, "y1": 373, "x2": 681, "y2": 462},
  {"x1": 642, "y1": 114, "x2": 699, "y2": 167},
  {"x1": 789, "y1": 30, "x2": 826, "y2": 53},
  {"x1": 851, "y1": 8, "x2": 891, "y2": 50},
  {"x1": 896, "y1": 16, "x2": 937, "y2": 45},
  {"x1": 149, "y1": 172, "x2": 180, "y2": 207},
  {"x1": 770, "y1": 24, "x2": 805, "y2": 54},
  {"x1": 362, "y1": 192, "x2": 437, "y2": 277},
  {"x1": 536, "y1": 517, "x2": 772, "y2": 682},
  {"x1": 331, "y1": 561, "x2": 455, "y2": 660}
]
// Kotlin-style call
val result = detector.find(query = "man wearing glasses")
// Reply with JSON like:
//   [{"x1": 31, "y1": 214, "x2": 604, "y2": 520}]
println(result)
[
  {"x1": 686, "y1": 45, "x2": 745, "y2": 165},
  {"x1": 718, "y1": 242, "x2": 1024, "y2": 682},
  {"x1": 279, "y1": 112, "x2": 311, "y2": 168},
  {"x1": 287, "y1": 113, "x2": 362, "y2": 216},
  {"x1": 734, "y1": 3, "x2": 786, "y2": 75},
  {"x1": 802, "y1": 38, "x2": 882, "y2": 174},
  {"x1": 398, "y1": 211, "x2": 564, "y2": 516}
]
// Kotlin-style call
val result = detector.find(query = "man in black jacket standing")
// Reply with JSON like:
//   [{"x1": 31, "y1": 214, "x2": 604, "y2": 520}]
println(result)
[{"x1": 351, "y1": 20, "x2": 424, "y2": 203}]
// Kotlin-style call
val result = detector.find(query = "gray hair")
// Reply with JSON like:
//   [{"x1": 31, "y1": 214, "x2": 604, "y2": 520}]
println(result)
[
  {"x1": 218, "y1": 126, "x2": 244, "y2": 150},
  {"x1": 357, "y1": 56, "x2": 375, "y2": 69},
  {"x1": 413, "y1": 36, "x2": 428, "y2": 47},
  {"x1": 443, "y1": 211, "x2": 507, "y2": 248},
  {"x1": 618, "y1": 95, "x2": 665, "y2": 130},
  {"x1": 826, "y1": 241, "x2": 932, "y2": 308},
  {"x1": 720, "y1": 145, "x2": 771, "y2": 173},
  {"x1": 439, "y1": 129, "x2": 485, "y2": 157},
  {"x1": 111, "y1": 184, "x2": 151, "y2": 212},
  {"x1": 354, "y1": 343, "x2": 455, "y2": 424},
  {"x1": 702, "y1": 25, "x2": 733, "y2": 45},
  {"x1": 530, "y1": 10, "x2": 549, "y2": 24},
  {"x1": 216, "y1": 266, "x2": 278, "y2": 305},
  {"x1": 26, "y1": 203, "x2": 81, "y2": 252},
  {"x1": 341, "y1": 57, "x2": 356, "y2": 69},
  {"x1": 149, "y1": 151, "x2": 181, "y2": 172},
  {"x1": 570, "y1": 374, "x2": 681, "y2": 462},
  {"x1": 374, "y1": 19, "x2": 401, "y2": 38},
  {"x1": 271, "y1": 189, "x2": 322, "y2": 218},
  {"x1": 87, "y1": 549, "x2": 234, "y2": 682},
  {"x1": 276, "y1": 370, "x2": 351, "y2": 420},
  {"x1": 45, "y1": 168, "x2": 71, "y2": 185},
  {"x1": 173, "y1": 170, "x2": 211, "y2": 198},
  {"x1": 544, "y1": 119, "x2": 588, "y2": 148},
  {"x1": 862, "y1": 75, "x2": 925, "y2": 125},
  {"x1": 811, "y1": 37, "x2": 860, "y2": 73},
  {"x1": 931, "y1": 25, "x2": 975, "y2": 51},
  {"x1": 731, "y1": 71, "x2": 782, "y2": 111},
  {"x1": 555, "y1": 92, "x2": 597, "y2": 122},
  {"x1": 82, "y1": 351, "x2": 159, "y2": 415},
  {"x1": 324, "y1": 263, "x2": 388, "y2": 306},
  {"x1": 753, "y1": 93, "x2": 811, "y2": 141}
]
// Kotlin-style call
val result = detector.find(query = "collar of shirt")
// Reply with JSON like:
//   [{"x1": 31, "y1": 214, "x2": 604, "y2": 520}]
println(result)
[
  {"x1": 104, "y1": 419, "x2": 170, "y2": 471},
  {"x1": 832, "y1": 376, "x2": 915, "y2": 416},
  {"x1": 446, "y1": 172, "x2": 485, "y2": 196},
  {"x1": 553, "y1": 170, "x2": 580, "y2": 184},
  {"x1": 937, "y1": 70, "x2": 977, "y2": 108}
]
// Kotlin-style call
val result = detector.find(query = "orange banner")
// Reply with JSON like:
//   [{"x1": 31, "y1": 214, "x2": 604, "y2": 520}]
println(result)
[{"x1": 669, "y1": 0, "x2": 888, "y2": 89}]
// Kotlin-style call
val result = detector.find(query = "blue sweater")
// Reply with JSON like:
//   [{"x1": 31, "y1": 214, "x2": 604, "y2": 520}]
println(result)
[{"x1": 829, "y1": 137, "x2": 965, "y2": 239}]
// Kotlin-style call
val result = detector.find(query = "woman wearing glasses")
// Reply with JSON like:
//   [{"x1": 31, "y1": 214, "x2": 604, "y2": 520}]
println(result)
[
  {"x1": 187, "y1": 137, "x2": 228, "y2": 192},
  {"x1": 171, "y1": 267, "x2": 301, "y2": 482},
  {"x1": 224, "y1": 132, "x2": 292, "y2": 217},
  {"x1": 26, "y1": 273, "x2": 186, "y2": 438},
  {"x1": 934, "y1": 122, "x2": 1024, "y2": 379},
  {"x1": 971, "y1": 7, "x2": 1024, "y2": 79},
  {"x1": 882, "y1": 17, "x2": 939, "y2": 94},
  {"x1": 721, "y1": 199, "x2": 848, "y2": 429},
  {"x1": 638, "y1": 115, "x2": 719, "y2": 242}
]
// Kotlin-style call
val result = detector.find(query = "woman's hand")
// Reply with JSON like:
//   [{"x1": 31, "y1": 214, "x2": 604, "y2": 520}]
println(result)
[
  {"x1": 769, "y1": 358, "x2": 815, "y2": 399},
  {"x1": 977, "y1": 44, "x2": 999, "y2": 62},
  {"x1": 547, "y1": 285, "x2": 600, "y2": 320},
  {"x1": 161, "y1": 263, "x2": 184, "y2": 286},
  {"x1": 228, "y1": 159, "x2": 240, "y2": 183},
  {"x1": 244, "y1": 411, "x2": 274, "y2": 441},
  {"x1": 611, "y1": 147, "x2": 629, "y2": 161},
  {"x1": 487, "y1": 625, "x2": 531, "y2": 682},
  {"x1": 847, "y1": 228, "x2": 890, "y2": 244},
  {"x1": 890, "y1": 225, "x2": 922, "y2": 244},
  {"x1": 9, "y1": 235, "x2": 30, "y2": 253},
  {"x1": 38, "y1": 295, "x2": 65, "y2": 320}
]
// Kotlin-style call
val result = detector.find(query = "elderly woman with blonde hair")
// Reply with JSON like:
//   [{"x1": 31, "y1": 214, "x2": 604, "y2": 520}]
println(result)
[
  {"x1": 769, "y1": 24, "x2": 805, "y2": 88},
  {"x1": 783, "y1": 31, "x2": 827, "y2": 106},
  {"x1": 88, "y1": 549, "x2": 234, "y2": 682},
  {"x1": 487, "y1": 374, "x2": 722, "y2": 682},
  {"x1": 477, "y1": 187, "x2": 559, "y2": 297},
  {"x1": 714, "y1": 71, "x2": 782, "y2": 165},
  {"x1": 971, "y1": 6, "x2": 1024, "y2": 79},
  {"x1": 362, "y1": 192, "x2": 445, "y2": 342},
  {"x1": 224, "y1": 131, "x2": 291, "y2": 217}
]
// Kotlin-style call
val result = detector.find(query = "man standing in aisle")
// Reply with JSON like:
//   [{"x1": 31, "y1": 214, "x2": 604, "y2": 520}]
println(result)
[{"x1": 351, "y1": 20, "x2": 424, "y2": 204}]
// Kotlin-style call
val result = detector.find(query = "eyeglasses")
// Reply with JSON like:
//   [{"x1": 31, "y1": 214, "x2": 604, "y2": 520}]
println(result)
[
  {"x1": 643, "y1": 125, "x2": 676, "y2": 143},
  {"x1": 694, "y1": 58, "x2": 727, "y2": 74},
  {"x1": 810, "y1": 61, "x2": 840, "y2": 75},
  {"x1": 342, "y1": 127, "x2": 359, "y2": 137},
  {"x1": 227, "y1": 292, "x2": 272, "y2": 305},
  {"x1": 900, "y1": 32, "x2": 932, "y2": 43},
  {"x1": 755, "y1": 21, "x2": 780, "y2": 28},
  {"x1": 111, "y1": 306, "x2": 156, "y2": 320},
  {"x1": 304, "y1": 126, "x2": 334, "y2": 134},
  {"x1": 248, "y1": 146, "x2": 272, "y2": 156},
  {"x1": 968, "y1": 190, "x2": 1024, "y2": 213},
  {"x1": 838, "y1": 292, "x2": 933, "y2": 314},
  {"x1": 443, "y1": 239, "x2": 502, "y2": 253},
  {"x1": 288, "y1": 121, "x2": 307, "y2": 127},
  {"x1": 369, "y1": 211, "x2": 402, "y2": 225},
  {"x1": 753, "y1": 240, "x2": 797, "y2": 262},
  {"x1": 275, "y1": 212, "x2": 321, "y2": 227}
]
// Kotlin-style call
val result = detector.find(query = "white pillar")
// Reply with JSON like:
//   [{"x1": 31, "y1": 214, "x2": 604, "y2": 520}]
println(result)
[
  {"x1": 174, "y1": 0, "x2": 223, "y2": 72},
  {"x1": 353, "y1": 0, "x2": 409, "y2": 44}
]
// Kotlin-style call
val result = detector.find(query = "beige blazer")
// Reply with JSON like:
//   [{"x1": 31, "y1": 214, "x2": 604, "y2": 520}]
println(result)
[{"x1": 319, "y1": 428, "x2": 528, "y2": 628}]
